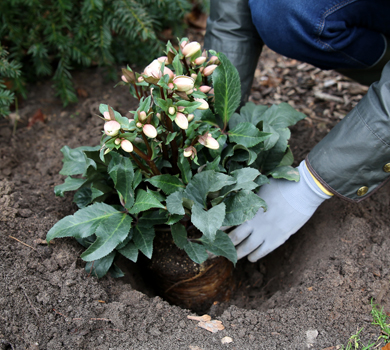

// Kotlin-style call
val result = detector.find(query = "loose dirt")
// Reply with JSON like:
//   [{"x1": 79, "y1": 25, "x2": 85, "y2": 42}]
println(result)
[{"x1": 1, "y1": 47, "x2": 389, "y2": 350}]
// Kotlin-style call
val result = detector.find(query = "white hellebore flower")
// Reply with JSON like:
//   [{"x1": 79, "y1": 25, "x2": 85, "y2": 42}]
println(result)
[
  {"x1": 104, "y1": 120, "x2": 121, "y2": 136},
  {"x1": 143, "y1": 124, "x2": 157, "y2": 138},
  {"x1": 194, "y1": 98, "x2": 209, "y2": 110},
  {"x1": 174, "y1": 112, "x2": 188, "y2": 130},
  {"x1": 121, "y1": 139, "x2": 133, "y2": 153},
  {"x1": 173, "y1": 75, "x2": 195, "y2": 92}
]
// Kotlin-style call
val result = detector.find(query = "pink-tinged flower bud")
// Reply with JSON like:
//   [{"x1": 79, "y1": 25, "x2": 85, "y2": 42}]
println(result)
[
  {"x1": 156, "y1": 112, "x2": 161, "y2": 120},
  {"x1": 206, "y1": 136, "x2": 220, "y2": 149},
  {"x1": 187, "y1": 113, "x2": 194, "y2": 122},
  {"x1": 209, "y1": 56, "x2": 219, "y2": 64},
  {"x1": 168, "y1": 82, "x2": 174, "y2": 89},
  {"x1": 182, "y1": 41, "x2": 201, "y2": 58},
  {"x1": 199, "y1": 85, "x2": 212, "y2": 93},
  {"x1": 139, "y1": 111, "x2": 147, "y2": 121},
  {"x1": 174, "y1": 112, "x2": 188, "y2": 130},
  {"x1": 209, "y1": 88, "x2": 214, "y2": 94},
  {"x1": 168, "y1": 106, "x2": 176, "y2": 115},
  {"x1": 121, "y1": 75, "x2": 129, "y2": 83},
  {"x1": 143, "y1": 124, "x2": 157, "y2": 138},
  {"x1": 138, "y1": 76, "x2": 144, "y2": 82},
  {"x1": 180, "y1": 40, "x2": 188, "y2": 49},
  {"x1": 104, "y1": 120, "x2": 121, "y2": 136},
  {"x1": 121, "y1": 139, "x2": 133, "y2": 153},
  {"x1": 194, "y1": 56, "x2": 207, "y2": 65},
  {"x1": 203, "y1": 64, "x2": 218, "y2": 76},
  {"x1": 194, "y1": 98, "x2": 209, "y2": 110},
  {"x1": 186, "y1": 89, "x2": 194, "y2": 95},
  {"x1": 143, "y1": 59, "x2": 163, "y2": 83},
  {"x1": 183, "y1": 146, "x2": 196, "y2": 159},
  {"x1": 114, "y1": 138, "x2": 121, "y2": 145},
  {"x1": 157, "y1": 56, "x2": 169, "y2": 63},
  {"x1": 136, "y1": 122, "x2": 143, "y2": 128},
  {"x1": 177, "y1": 106, "x2": 185, "y2": 112},
  {"x1": 103, "y1": 111, "x2": 111, "y2": 120},
  {"x1": 163, "y1": 67, "x2": 174, "y2": 80},
  {"x1": 173, "y1": 75, "x2": 195, "y2": 92},
  {"x1": 191, "y1": 73, "x2": 198, "y2": 80}
]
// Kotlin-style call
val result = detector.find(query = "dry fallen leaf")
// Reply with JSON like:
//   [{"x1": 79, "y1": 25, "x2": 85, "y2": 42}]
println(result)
[
  {"x1": 28, "y1": 109, "x2": 45, "y2": 128},
  {"x1": 221, "y1": 336, "x2": 233, "y2": 344},
  {"x1": 187, "y1": 314, "x2": 211, "y2": 322},
  {"x1": 198, "y1": 320, "x2": 224, "y2": 333},
  {"x1": 307, "y1": 286, "x2": 313, "y2": 291},
  {"x1": 382, "y1": 343, "x2": 390, "y2": 350}
]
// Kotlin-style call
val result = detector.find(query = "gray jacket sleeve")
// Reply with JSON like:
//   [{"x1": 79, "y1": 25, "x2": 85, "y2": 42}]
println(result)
[
  {"x1": 204, "y1": 0, "x2": 263, "y2": 104},
  {"x1": 306, "y1": 61, "x2": 390, "y2": 202}
]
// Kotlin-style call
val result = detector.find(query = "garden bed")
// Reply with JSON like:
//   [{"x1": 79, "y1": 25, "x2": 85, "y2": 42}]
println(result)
[{"x1": 1, "y1": 47, "x2": 389, "y2": 350}]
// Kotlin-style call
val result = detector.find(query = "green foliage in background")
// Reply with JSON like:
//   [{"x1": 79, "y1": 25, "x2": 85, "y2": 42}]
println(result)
[
  {"x1": 0, "y1": 0, "x2": 200, "y2": 114},
  {"x1": 0, "y1": 45, "x2": 24, "y2": 117}
]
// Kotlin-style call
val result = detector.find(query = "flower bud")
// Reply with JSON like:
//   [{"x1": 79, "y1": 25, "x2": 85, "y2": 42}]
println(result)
[
  {"x1": 143, "y1": 124, "x2": 157, "y2": 138},
  {"x1": 191, "y1": 73, "x2": 198, "y2": 80},
  {"x1": 136, "y1": 122, "x2": 143, "y2": 128},
  {"x1": 168, "y1": 82, "x2": 174, "y2": 89},
  {"x1": 180, "y1": 40, "x2": 188, "y2": 49},
  {"x1": 203, "y1": 64, "x2": 218, "y2": 76},
  {"x1": 143, "y1": 59, "x2": 163, "y2": 83},
  {"x1": 209, "y1": 55, "x2": 219, "y2": 64},
  {"x1": 199, "y1": 85, "x2": 212, "y2": 93},
  {"x1": 206, "y1": 136, "x2": 220, "y2": 149},
  {"x1": 156, "y1": 112, "x2": 161, "y2": 120},
  {"x1": 103, "y1": 111, "x2": 111, "y2": 120},
  {"x1": 114, "y1": 138, "x2": 121, "y2": 145},
  {"x1": 121, "y1": 75, "x2": 129, "y2": 83},
  {"x1": 139, "y1": 111, "x2": 147, "y2": 121},
  {"x1": 174, "y1": 112, "x2": 188, "y2": 130},
  {"x1": 194, "y1": 98, "x2": 209, "y2": 110},
  {"x1": 186, "y1": 89, "x2": 193, "y2": 95},
  {"x1": 177, "y1": 106, "x2": 185, "y2": 112},
  {"x1": 194, "y1": 56, "x2": 207, "y2": 65},
  {"x1": 104, "y1": 148, "x2": 111, "y2": 155},
  {"x1": 168, "y1": 106, "x2": 176, "y2": 115},
  {"x1": 173, "y1": 75, "x2": 195, "y2": 92},
  {"x1": 157, "y1": 56, "x2": 169, "y2": 63},
  {"x1": 138, "y1": 76, "x2": 144, "y2": 82},
  {"x1": 183, "y1": 146, "x2": 196, "y2": 158},
  {"x1": 187, "y1": 113, "x2": 194, "y2": 122},
  {"x1": 182, "y1": 41, "x2": 201, "y2": 58},
  {"x1": 163, "y1": 67, "x2": 174, "y2": 80},
  {"x1": 104, "y1": 120, "x2": 121, "y2": 136},
  {"x1": 121, "y1": 139, "x2": 133, "y2": 153}
]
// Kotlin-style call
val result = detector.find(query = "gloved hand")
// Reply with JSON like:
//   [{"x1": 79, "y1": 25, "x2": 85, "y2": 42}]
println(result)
[{"x1": 229, "y1": 160, "x2": 332, "y2": 262}]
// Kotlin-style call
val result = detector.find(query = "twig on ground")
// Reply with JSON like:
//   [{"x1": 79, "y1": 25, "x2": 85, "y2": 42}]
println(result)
[{"x1": 9, "y1": 235, "x2": 37, "y2": 251}]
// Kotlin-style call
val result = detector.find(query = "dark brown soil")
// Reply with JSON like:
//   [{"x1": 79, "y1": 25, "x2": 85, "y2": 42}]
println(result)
[{"x1": 1, "y1": 46, "x2": 390, "y2": 350}]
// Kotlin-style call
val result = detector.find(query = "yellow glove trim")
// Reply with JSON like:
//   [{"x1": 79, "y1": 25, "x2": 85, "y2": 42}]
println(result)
[{"x1": 305, "y1": 164, "x2": 334, "y2": 196}]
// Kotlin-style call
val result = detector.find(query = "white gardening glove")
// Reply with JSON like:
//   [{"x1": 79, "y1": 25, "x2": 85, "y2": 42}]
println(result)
[{"x1": 229, "y1": 160, "x2": 332, "y2": 262}]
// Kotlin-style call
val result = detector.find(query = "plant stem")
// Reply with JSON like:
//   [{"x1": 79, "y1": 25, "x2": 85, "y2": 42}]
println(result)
[
  {"x1": 182, "y1": 58, "x2": 190, "y2": 75},
  {"x1": 130, "y1": 153, "x2": 151, "y2": 175},
  {"x1": 133, "y1": 83, "x2": 141, "y2": 100},
  {"x1": 132, "y1": 144, "x2": 161, "y2": 176},
  {"x1": 142, "y1": 132, "x2": 153, "y2": 158}
]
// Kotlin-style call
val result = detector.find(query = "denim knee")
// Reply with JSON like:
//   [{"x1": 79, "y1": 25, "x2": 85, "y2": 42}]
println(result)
[{"x1": 248, "y1": 0, "x2": 390, "y2": 70}]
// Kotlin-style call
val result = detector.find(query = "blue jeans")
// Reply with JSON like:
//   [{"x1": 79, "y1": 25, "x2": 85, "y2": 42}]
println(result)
[{"x1": 248, "y1": 0, "x2": 390, "y2": 69}]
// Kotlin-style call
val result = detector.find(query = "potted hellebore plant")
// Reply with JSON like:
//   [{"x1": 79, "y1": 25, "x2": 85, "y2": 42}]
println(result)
[{"x1": 47, "y1": 38, "x2": 305, "y2": 311}]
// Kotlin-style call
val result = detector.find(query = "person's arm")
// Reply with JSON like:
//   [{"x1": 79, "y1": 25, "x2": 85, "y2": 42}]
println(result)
[
  {"x1": 204, "y1": 0, "x2": 263, "y2": 104},
  {"x1": 230, "y1": 61, "x2": 390, "y2": 261},
  {"x1": 307, "y1": 61, "x2": 390, "y2": 202}
]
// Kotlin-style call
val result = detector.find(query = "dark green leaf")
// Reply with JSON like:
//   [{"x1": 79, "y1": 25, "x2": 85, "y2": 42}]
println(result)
[
  {"x1": 54, "y1": 177, "x2": 87, "y2": 197},
  {"x1": 220, "y1": 168, "x2": 260, "y2": 196},
  {"x1": 46, "y1": 203, "x2": 121, "y2": 241},
  {"x1": 171, "y1": 223, "x2": 187, "y2": 249},
  {"x1": 178, "y1": 155, "x2": 192, "y2": 184},
  {"x1": 202, "y1": 230, "x2": 237, "y2": 265},
  {"x1": 85, "y1": 251, "x2": 116, "y2": 279},
  {"x1": 129, "y1": 189, "x2": 165, "y2": 214},
  {"x1": 262, "y1": 128, "x2": 291, "y2": 174},
  {"x1": 223, "y1": 191, "x2": 267, "y2": 226},
  {"x1": 228, "y1": 102, "x2": 268, "y2": 129},
  {"x1": 80, "y1": 212, "x2": 132, "y2": 261},
  {"x1": 166, "y1": 191, "x2": 185, "y2": 215},
  {"x1": 269, "y1": 165, "x2": 300, "y2": 182},
  {"x1": 263, "y1": 123, "x2": 280, "y2": 151},
  {"x1": 139, "y1": 210, "x2": 168, "y2": 227},
  {"x1": 228, "y1": 122, "x2": 270, "y2": 148},
  {"x1": 183, "y1": 241, "x2": 208, "y2": 264},
  {"x1": 108, "y1": 152, "x2": 135, "y2": 210},
  {"x1": 213, "y1": 53, "x2": 241, "y2": 127},
  {"x1": 118, "y1": 241, "x2": 138, "y2": 262},
  {"x1": 59, "y1": 145, "x2": 99, "y2": 176},
  {"x1": 258, "y1": 103, "x2": 306, "y2": 129},
  {"x1": 166, "y1": 214, "x2": 184, "y2": 225},
  {"x1": 133, "y1": 224, "x2": 155, "y2": 259},
  {"x1": 145, "y1": 174, "x2": 185, "y2": 195},
  {"x1": 191, "y1": 202, "x2": 226, "y2": 241},
  {"x1": 73, "y1": 186, "x2": 104, "y2": 208}
]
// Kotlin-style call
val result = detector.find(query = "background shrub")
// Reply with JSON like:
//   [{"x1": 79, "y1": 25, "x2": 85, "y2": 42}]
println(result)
[{"x1": 0, "y1": 0, "x2": 205, "y2": 116}]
